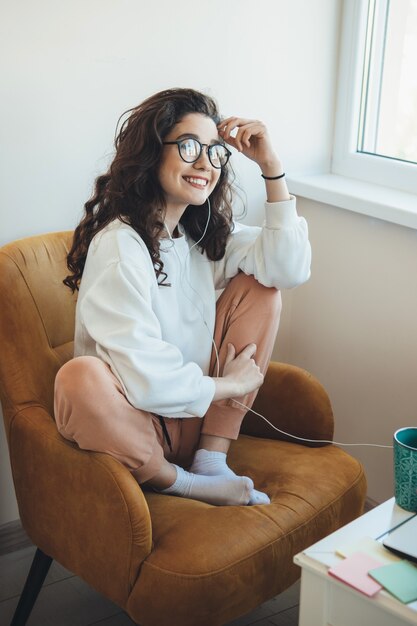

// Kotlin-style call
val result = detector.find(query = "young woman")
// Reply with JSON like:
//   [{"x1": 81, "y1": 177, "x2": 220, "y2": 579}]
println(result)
[{"x1": 54, "y1": 88, "x2": 311, "y2": 507}]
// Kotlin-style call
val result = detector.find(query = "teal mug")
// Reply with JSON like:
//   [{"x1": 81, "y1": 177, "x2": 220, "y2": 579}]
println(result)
[{"x1": 394, "y1": 427, "x2": 417, "y2": 512}]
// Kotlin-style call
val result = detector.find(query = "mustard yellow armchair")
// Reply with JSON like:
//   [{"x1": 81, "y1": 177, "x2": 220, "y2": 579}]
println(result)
[{"x1": 0, "y1": 232, "x2": 366, "y2": 626}]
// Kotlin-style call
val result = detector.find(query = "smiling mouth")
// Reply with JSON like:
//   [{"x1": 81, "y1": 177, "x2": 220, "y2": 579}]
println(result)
[{"x1": 183, "y1": 176, "x2": 209, "y2": 188}]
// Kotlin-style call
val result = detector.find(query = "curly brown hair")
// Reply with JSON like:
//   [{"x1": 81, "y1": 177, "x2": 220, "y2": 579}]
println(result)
[{"x1": 64, "y1": 88, "x2": 235, "y2": 292}]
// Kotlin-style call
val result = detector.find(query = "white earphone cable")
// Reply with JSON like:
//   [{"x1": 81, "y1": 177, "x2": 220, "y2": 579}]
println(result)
[{"x1": 231, "y1": 399, "x2": 393, "y2": 448}]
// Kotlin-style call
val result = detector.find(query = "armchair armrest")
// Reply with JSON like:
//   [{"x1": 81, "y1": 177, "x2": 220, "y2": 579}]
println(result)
[
  {"x1": 240, "y1": 361, "x2": 334, "y2": 446},
  {"x1": 9, "y1": 405, "x2": 152, "y2": 607}
]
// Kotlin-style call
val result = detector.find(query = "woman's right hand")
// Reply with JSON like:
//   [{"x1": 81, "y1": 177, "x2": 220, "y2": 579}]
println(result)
[{"x1": 212, "y1": 343, "x2": 264, "y2": 401}]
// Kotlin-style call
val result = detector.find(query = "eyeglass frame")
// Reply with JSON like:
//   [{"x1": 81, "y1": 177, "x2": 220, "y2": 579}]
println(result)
[{"x1": 162, "y1": 137, "x2": 232, "y2": 169}]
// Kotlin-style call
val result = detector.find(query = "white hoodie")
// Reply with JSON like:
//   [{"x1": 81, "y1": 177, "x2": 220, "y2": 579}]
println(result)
[{"x1": 74, "y1": 196, "x2": 311, "y2": 418}]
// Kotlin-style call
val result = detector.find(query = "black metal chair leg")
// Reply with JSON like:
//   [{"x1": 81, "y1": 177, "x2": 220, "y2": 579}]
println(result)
[{"x1": 10, "y1": 547, "x2": 53, "y2": 626}]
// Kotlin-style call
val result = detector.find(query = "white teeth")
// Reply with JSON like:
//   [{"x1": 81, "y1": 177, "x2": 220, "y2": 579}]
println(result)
[{"x1": 185, "y1": 177, "x2": 208, "y2": 187}]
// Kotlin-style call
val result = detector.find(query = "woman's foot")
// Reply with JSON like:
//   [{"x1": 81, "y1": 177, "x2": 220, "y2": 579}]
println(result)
[
  {"x1": 189, "y1": 448, "x2": 271, "y2": 505},
  {"x1": 160, "y1": 464, "x2": 253, "y2": 506}
]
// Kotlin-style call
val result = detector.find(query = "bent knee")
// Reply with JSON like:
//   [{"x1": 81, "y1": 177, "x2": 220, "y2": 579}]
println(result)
[
  {"x1": 232, "y1": 273, "x2": 282, "y2": 313},
  {"x1": 55, "y1": 356, "x2": 107, "y2": 394}
]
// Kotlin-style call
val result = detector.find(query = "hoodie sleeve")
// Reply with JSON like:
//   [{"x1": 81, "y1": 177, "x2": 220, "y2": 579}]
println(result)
[{"x1": 212, "y1": 195, "x2": 311, "y2": 290}]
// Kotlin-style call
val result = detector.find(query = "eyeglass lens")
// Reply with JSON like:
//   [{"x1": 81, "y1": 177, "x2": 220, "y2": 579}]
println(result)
[{"x1": 179, "y1": 139, "x2": 228, "y2": 167}]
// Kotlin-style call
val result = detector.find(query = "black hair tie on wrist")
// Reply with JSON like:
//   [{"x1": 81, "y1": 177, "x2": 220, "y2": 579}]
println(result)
[{"x1": 261, "y1": 172, "x2": 286, "y2": 180}]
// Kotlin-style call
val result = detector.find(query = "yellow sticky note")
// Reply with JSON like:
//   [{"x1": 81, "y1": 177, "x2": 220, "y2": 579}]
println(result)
[{"x1": 336, "y1": 537, "x2": 400, "y2": 564}]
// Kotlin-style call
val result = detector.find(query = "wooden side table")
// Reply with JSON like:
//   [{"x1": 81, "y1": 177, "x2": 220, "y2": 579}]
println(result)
[{"x1": 294, "y1": 498, "x2": 417, "y2": 626}]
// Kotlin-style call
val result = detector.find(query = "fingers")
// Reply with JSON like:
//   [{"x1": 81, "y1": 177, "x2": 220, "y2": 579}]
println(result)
[
  {"x1": 225, "y1": 343, "x2": 236, "y2": 365},
  {"x1": 220, "y1": 342, "x2": 263, "y2": 396},
  {"x1": 225, "y1": 342, "x2": 257, "y2": 364},
  {"x1": 218, "y1": 117, "x2": 267, "y2": 152},
  {"x1": 238, "y1": 343, "x2": 257, "y2": 359},
  {"x1": 218, "y1": 117, "x2": 254, "y2": 136}
]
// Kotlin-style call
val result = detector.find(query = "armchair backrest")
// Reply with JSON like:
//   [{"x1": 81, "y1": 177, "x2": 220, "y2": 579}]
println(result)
[{"x1": 0, "y1": 232, "x2": 76, "y2": 440}]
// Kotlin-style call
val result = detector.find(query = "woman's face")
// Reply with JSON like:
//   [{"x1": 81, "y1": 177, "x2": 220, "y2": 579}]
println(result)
[{"x1": 158, "y1": 113, "x2": 222, "y2": 212}]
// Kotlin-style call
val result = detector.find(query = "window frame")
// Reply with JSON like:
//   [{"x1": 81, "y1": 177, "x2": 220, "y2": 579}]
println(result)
[{"x1": 332, "y1": 0, "x2": 417, "y2": 196}]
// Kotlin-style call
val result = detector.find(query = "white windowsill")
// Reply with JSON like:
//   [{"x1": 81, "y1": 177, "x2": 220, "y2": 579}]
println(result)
[{"x1": 286, "y1": 173, "x2": 417, "y2": 231}]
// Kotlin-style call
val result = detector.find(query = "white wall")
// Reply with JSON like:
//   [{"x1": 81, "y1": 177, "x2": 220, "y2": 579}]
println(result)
[{"x1": 0, "y1": 0, "x2": 341, "y2": 524}]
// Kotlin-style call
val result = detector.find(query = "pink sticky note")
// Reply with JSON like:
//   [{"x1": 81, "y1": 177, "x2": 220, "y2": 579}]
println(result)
[{"x1": 328, "y1": 551, "x2": 384, "y2": 597}]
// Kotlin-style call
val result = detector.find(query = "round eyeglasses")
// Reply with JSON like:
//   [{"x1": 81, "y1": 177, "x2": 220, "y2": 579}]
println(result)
[{"x1": 163, "y1": 137, "x2": 232, "y2": 169}]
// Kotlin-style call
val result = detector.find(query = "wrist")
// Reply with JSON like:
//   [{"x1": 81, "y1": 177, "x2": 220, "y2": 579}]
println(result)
[
  {"x1": 259, "y1": 156, "x2": 283, "y2": 178},
  {"x1": 213, "y1": 376, "x2": 241, "y2": 401}
]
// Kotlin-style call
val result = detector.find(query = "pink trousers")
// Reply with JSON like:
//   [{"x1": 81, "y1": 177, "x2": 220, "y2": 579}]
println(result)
[{"x1": 54, "y1": 273, "x2": 281, "y2": 483}]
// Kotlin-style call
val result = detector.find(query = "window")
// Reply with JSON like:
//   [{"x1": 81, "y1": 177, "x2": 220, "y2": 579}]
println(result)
[{"x1": 332, "y1": 0, "x2": 417, "y2": 195}]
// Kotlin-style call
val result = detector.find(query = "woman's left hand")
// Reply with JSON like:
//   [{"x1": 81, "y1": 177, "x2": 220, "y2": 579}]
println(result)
[{"x1": 218, "y1": 117, "x2": 280, "y2": 170}]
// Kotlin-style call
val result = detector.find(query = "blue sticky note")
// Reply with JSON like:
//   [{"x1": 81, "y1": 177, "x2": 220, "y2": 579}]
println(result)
[{"x1": 369, "y1": 560, "x2": 417, "y2": 604}]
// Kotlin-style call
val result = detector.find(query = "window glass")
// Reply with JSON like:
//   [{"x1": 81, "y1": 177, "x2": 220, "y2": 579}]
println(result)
[{"x1": 358, "y1": 0, "x2": 417, "y2": 165}]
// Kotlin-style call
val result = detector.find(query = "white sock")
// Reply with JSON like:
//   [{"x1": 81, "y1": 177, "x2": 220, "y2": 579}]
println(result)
[
  {"x1": 160, "y1": 464, "x2": 253, "y2": 506},
  {"x1": 189, "y1": 449, "x2": 271, "y2": 505}
]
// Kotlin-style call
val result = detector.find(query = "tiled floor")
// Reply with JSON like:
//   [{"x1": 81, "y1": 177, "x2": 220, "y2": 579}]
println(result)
[{"x1": 0, "y1": 544, "x2": 300, "y2": 626}]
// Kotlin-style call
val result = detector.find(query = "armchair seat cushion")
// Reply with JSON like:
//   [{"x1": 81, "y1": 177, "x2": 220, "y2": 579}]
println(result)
[{"x1": 128, "y1": 434, "x2": 366, "y2": 626}]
